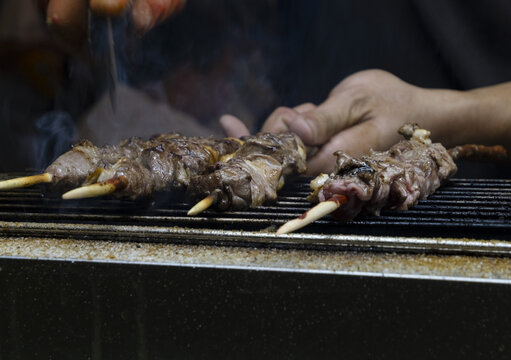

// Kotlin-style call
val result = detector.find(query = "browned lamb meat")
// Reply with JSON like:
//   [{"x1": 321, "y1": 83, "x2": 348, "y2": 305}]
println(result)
[
  {"x1": 187, "y1": 132, "x2": 307, "y2": 211},
  {"x1": 0, "y1": 134, "x2": 241, "y2": 194},
  {"x1": 91, "y1": 136, "x2": 243, "y2": 199},
  {"x1": 37, "y1": 134, "x2": 184, "y2": 192},
  {"x1": 308, "y1": 124, "x2": 506, "y2": 221},
  {"x1": 277, "y1": 124, "x2": 507, "y2": 235}
]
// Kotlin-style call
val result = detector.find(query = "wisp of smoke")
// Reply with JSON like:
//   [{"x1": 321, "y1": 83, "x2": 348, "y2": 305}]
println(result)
[{"x1": 34, "y1": 111, "x2": 75, "y2": 170}]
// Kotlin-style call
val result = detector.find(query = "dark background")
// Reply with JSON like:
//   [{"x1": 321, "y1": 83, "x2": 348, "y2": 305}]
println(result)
[
  {"x1": 140, "y1": 0, "x2": 511, "y2": 118},
  {"x1": 1, "y1": 0, "x2": 510, "y2": 172}
]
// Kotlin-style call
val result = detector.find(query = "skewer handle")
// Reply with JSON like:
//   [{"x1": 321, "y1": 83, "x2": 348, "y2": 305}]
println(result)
[
  {"x1": 448, "y1": 144, "x2": 507, "y2": 161},
  {"x1": 0, "y1": 173, "x2": 52, "y2": 191}
]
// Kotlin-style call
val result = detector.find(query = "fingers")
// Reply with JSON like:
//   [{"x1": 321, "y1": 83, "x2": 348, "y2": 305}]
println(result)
[
  {"x1": 131, "y1": 0, "x2": 153, "y2": 32},
  {"x1": 283, "y1": 89, "x2": 373, "y2": 145},
  {"x1": 46, "y1": 0, "x2": 130, "y2": 54},
  {"x1": 131, "y1": 0, "x2": 185, "y2": 34},
  {"x1": 293, "y1": 102, "x2": 316, "y2": 113},
  {"x1": 155, "y1": 0, "x2": 186, "y2": 21},
  {"x1": 220, "y1": 104, "x2": 315, "y2": 138},
  {"x1": 306, "y1": 119, "x2": 401, "y2": 175},
  {"x1": 261, "y1": 107, "x2": 299, "y2": 133},
  {"x1": 261, "y1": 88, "x2": 372, "y2": 147},
  {"x1": 46, "y1": 0, "x2": 89, "y2": 51},
  {"x1": 45, "y1": 0, "x2": 185, "y2": 52},
  {"x1": 260, "y1": 103, "x2": 316, "y2": 133},
  {"x1": 90, "y1": 0, "x2": 131, "y2": 16},
  {"x1": 220, "y1": 114, "x2": 251, "y2": 138}
]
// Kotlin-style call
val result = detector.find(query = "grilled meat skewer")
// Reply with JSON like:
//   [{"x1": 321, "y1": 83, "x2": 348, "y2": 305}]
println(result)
[
  {"x1": 187, "y1": 132, "x2": 307, "y2": 213},
  {"x1": 308, "y1": 124, "x2": 457, "y2": 221},
  {"x1": 45, "y1": 137, "x2": 159, "y2": 192},
  {"x1": 447, "y1": 144, "x2": 507, "y2": 161},
  {"x1": 277, "y1": 124, "x2": 507, "y2": 235},
  {"x1": 0, "y1": 134, "x2": 180, "y2": 192},
  {"x1": 63, "y1": 137, "x2": 243, "y2": 200},
  {"x1": 0, "y1": 134, "x2": 241, "y2": 194},
  {"x1": 0, "y1": 139, "x2": 120, "y2": 192}
]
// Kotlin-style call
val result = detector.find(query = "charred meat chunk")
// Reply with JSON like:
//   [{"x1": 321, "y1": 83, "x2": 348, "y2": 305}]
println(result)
[
  {"x1": 188, "y1": 132, "x2": 307, "y2": 210},
  {"x1": 308, "y1": 124, "x2": 458, "y2": 221}
]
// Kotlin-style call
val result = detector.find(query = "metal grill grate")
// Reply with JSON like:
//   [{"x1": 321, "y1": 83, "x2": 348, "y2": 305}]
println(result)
[{"x1": 0, "y1": 173, "x2": 510, "y2": 255}]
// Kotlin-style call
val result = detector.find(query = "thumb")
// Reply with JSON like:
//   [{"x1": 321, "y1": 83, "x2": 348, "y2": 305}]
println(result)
[{"x1": 283, "y1": 91, "x2": 370, "y2": 145}]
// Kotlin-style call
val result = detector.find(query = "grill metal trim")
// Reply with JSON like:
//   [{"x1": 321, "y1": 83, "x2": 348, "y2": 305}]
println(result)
[
  {"x1": 2, "y1": 220, "x2": 511, "y2": 256},
  {"x1": 0, "y1": 174, "x2": 510, "y2": 256}
]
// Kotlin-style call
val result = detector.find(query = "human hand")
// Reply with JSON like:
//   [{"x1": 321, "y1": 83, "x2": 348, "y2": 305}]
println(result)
[
  {"x1": 43, "y1": 0, "x2": 185, "y2": 52},
  {"x1": 222, "y1": 69, "x2": 466, "y2": 175},
  {"x1": 261, "y1": 69, "x2": 432, "y2": 174}
]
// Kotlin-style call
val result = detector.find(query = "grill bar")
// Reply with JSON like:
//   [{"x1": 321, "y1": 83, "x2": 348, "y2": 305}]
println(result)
[
  {"x1": 0, "y1": 174, "x2": 510, "y2": 255},
  {"x1": 2, "y1": 220, "x2": 511, "y2": 256}
]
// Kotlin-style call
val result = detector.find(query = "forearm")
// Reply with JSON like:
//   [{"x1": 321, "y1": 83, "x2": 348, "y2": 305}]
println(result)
[
  {"x1": 418, "y1": 82, "x2": 511, "y2": 152},
  {"x1": 466, "y1": 82, "x2": 511, "y2": 149},
  {"x1": 225, "y1": 70, "x2": 511, "y2": 175}
]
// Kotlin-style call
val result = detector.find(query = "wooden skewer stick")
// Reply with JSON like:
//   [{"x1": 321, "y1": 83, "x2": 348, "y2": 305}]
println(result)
[
  {"x1": 0, "y1": 173, "x2": 53, "y2": 191},
  {"x1": 276, "y1": 194, "x2": 348, "y2": 235},
  {"x1": 62, "y1": 176, "x2": 128, "y2": 200},
  {"x1": 187, "y1": 194, "x2": 216, "y2": 216}
]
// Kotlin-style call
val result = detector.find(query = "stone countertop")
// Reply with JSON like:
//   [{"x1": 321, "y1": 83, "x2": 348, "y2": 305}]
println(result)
[{"x1": 1, "y1": 236, "x2": 511, "y2": 283}]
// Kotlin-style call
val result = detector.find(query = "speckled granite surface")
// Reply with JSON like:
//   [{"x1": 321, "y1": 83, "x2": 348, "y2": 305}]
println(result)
[{"x1": 2, "y1": 237, "x2": 511, "y2": 283}]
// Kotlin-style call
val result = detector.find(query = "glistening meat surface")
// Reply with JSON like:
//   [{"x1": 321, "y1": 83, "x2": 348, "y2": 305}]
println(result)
[
  {"x1": 188, "y1": 132, "x2": 307, "y2": 210},
  {"x1": 309, "y1": 125, "x2": 457, "y2": 221},
  {"x1": 95, "y1": 137, "x2": 241, "y2": 200},
  {"x1": 43, "y1": 133, "x2": 241, "y2": 196},
  {"x1": 44, "y1": 134, "x2": 182, "y2": 192}
]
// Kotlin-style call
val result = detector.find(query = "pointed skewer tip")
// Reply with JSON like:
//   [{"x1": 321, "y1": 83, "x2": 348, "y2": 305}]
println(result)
[
  {"x1": 62, "y1": 176, "x2": 127, "y2": 200},
  {"x1": 62, "y1": 182, "x2": 116, "y2": 200},
  {"x1": 276, "y1": 194, "x2": 347, "y2": 235},
  {"x1": 187, "y1": 195, "x2": 215, "y2": 216}
]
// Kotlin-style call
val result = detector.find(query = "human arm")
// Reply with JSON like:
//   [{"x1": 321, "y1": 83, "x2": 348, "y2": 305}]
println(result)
[{"x1": 221, "y1": 69, "x2": 511, "y2": 175}]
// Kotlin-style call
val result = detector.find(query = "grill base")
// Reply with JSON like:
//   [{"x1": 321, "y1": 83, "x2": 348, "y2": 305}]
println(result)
[
  {"x1": 2, "y1": 255, "x2": 511, "y2": 359},
  {"x1": 0, "y1": 174, "x2": 510, "y2": 256},
  {"x1": 2, "y1": 174, "x2": 511, "y2": 359}
]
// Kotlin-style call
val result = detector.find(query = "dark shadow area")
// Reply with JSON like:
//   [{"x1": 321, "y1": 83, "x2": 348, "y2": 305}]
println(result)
[
  {"x1": 1, "y1": 258, "x2": 511, "y2": 359},
  {"x1": 0, "y1": 0, "x2": 511, "y2": 174}
]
